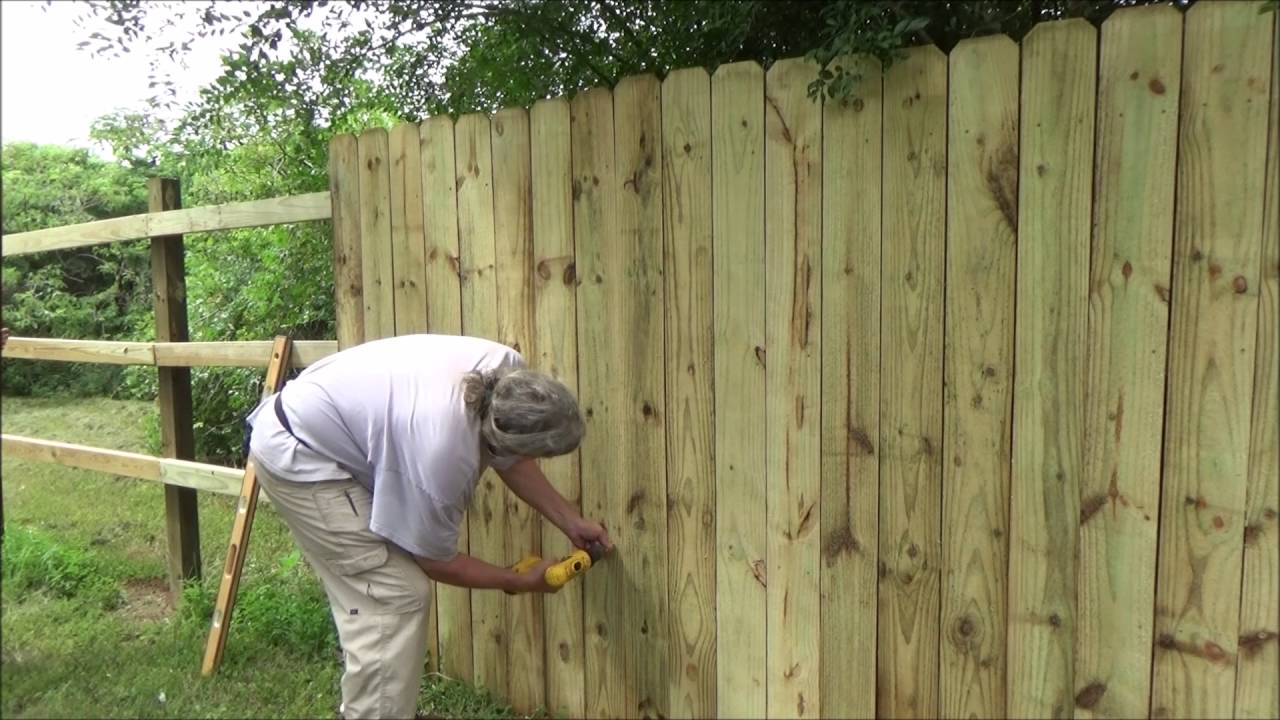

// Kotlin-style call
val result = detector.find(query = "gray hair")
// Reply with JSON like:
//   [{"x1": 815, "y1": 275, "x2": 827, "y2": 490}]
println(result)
[{"x1": 462, "y1": 366, "x2": 584, "y2": 459}]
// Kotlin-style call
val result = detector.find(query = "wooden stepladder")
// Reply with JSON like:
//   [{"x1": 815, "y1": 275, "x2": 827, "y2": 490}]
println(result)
[{"x1": 201, "y1": 335, "x2": 294, "y2": 677}]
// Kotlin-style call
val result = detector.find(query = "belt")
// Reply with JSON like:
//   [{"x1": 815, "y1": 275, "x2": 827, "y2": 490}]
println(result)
[{"x1": 274, "y1": 393, "x2": 315, "y2": 451}]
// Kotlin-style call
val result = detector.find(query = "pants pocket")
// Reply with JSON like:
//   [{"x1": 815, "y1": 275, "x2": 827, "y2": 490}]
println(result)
[{"x1": 311, "y1": 484, "x2": 387, "y2": 576}]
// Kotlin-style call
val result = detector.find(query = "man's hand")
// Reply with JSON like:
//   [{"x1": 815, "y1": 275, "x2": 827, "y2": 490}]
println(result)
[
  {"x1": 517, "y1": 557, "x2": 563, "y2": 594},
  {"x1": 566, "y1": 516, "x2": 613, "y2": 553}
]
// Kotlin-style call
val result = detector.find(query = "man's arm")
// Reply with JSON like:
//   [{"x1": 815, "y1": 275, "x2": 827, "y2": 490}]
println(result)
[
  {"x1": 414, "y1": 551, "x2": 555, "y2": 593},
  {"x1": 496, "y1": 458, "x2": 613, "y2": 551},
  {"x1": 495, "y1": 457, "x2": 578, "y2": 534}
]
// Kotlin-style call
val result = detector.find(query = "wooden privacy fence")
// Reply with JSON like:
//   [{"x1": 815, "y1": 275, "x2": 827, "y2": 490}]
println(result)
[{"x1": 328, "y1": 5, "x2": 1277, "y2": 720}]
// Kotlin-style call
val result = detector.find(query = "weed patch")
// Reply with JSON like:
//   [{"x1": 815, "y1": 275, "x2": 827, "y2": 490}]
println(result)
[{"x1": 2, "y1": 526, "x2": 123, "y2": 610}]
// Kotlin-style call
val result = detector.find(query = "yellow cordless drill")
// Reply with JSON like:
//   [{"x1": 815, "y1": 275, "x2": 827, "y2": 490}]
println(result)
[{"x1": 506, "y1": 541, "x2": 607, "y2": 594}]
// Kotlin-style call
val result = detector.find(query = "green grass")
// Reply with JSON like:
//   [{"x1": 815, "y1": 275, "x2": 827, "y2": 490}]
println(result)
[{"x1": 1, "y1": 395, "x2": 535, "y2": 719}]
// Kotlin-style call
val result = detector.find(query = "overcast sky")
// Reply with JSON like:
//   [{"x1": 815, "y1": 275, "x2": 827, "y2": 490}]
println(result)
[{"x1": 0, "y1": 1, "x2": 243, "y2": 153}]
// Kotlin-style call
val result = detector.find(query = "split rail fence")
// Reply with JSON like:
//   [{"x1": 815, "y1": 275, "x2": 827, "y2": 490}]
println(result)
[{"x1": 2, "y1": 4, "x2": 1278, "y2": 719}]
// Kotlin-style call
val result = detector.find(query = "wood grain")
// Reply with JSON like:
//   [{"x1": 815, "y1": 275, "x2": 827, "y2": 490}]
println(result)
[
  {"x1": 150, "y1": 177, "x2": 202, "y2": 598},
  {"x1": 661, "y1": 66, "x2": 716, "y2": 720},
  {"x1": 1075, "y1": 8, "x2": 1181, "y2": 719},
  {"x1": 491, "y1": 106, "x2": 545, "y2": 713},
  {"x1": 941, "y1": 35, "x2": 1018, "y2": 720},
  {"x1": 1, "y1": 434, "x2": 244, "y2": 496},
  {"x1": 2, "y1": 192, "x2": 332, "y2": 257},
  {"x1": 1152, "y1": 2, "x2": 1275, "y2": 716},
  {"x1": 389, "y1": 122, "x2": 428, "y2": 335},
  {"x1": 455, "y1": 111, "x2": 505, "y2": 695},
  {"x1": 612, "y1": 74, "x2": 671, "y2": 720},
  {"x1": 570, "y1": 86, "x2": 626, "y2": 718},
  {"x1": 329, "y1": 134, "x2": 364, "y2": 349},
  {"x1": 357, "y1": 129, "x2": 395, "y2": 339},
  {"x1": 711, "y1": 60, "x2": 768, "y2": 720},
  {"x1": 530, "y1": 96, "x2": 585, "y2": 719},
  {"x1": 817, "y1": 53, "x2": 881, "y2": 720},
  {"x1": 419, "y1": 114, "x2": 472, "y2": 681},
  {"x1": 1007, "y1": 20, "x2": 1095, "y2": 719},
  {"x1": 764, "y1": 56, "x2": 822, "y2": 720},
  {"x1": 1235, "y1": 11, "x2": 1280, "y2": 718},
  {"x1": 878, "y1": 44, "x2": 946, "y2": 720}
]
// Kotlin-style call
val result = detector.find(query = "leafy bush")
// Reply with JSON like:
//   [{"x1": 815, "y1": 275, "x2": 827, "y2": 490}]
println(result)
[{"x1": 2, "y1": 527, "x2": 123, "y2": 610}]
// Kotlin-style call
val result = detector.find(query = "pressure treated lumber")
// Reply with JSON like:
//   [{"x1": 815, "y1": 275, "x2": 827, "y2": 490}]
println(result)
[
  {"x1": 1075, "y1": 7, "x2": 1181, "y2": 719},
  {"x1": 661, "y1": 66, "x2": 716, "y2": 720},
  {"x1": 1152, "y1": 3, "x2": 1275, "y2": 716},
  {"x1": 2, "y1": 192, "x2": 332, "y2": 257},
  {"x1": 455, "y1": 111, "x2": 506, "y2": 695},
  {"x1": 330, "y1": 134, "x2": 364, "y2": 349},
  {"x1": 1, "y1": 434, "x2": 244, "y2": 497},
  {"x1": 878, "y1": 44, "x2": 947, "y2": 720},
  {"x1": 491, "y1": 105, "x2": 544, "y2": 713},
  {"x1": 529, "y1": 96, "x2": 585, "y2": 719},
  {"x1": 1234, "y1": 10, "x2": 1280, "y2": 719},
  {"x1": 941, "y1": 34, "x2": 1018, "y2": 720},
  {"x1": 710, "y1": 59, "x2": 768, "y2": 720},
  {"x1": 419, "y1": 114, "x2": 472, "y2": 681},
  {"x1": 571, "y1": 85, "x2": 626, "y2": 718},
  {"x1": 150, "y1": 177, "x2": 201, "y2": 599}
]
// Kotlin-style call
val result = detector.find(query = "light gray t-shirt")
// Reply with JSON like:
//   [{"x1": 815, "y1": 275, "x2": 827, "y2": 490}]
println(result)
[{"x1": 247, "y1": 333, "x2": 524, "y2": 562}]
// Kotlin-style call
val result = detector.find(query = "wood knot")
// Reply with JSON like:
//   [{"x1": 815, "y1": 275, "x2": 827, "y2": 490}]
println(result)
[
  {"x1": 983, "y1": 365, "x2": 997, "y2": 378},
  {"x1": 852, "y1": 98, "x2": 864, "y2": 112},
  {"x1": 641, "y1": 402, "x2": 655, "y2": 418},
  {"x1": 1156, "y1": 633, "x2": 1176, "y2": 650},
  {"x1": 1122, "y1": 261, "x2": 1133, "y2": 281},
  {"x1": 558, "y1": 641, "x2": 571, "y2": 662},
  {"x1": 957, "y1": 615, "x2": 975, "y2": 637},
  {"x1": 627, "y1": 489, "x2": 646, "y2": 514},
  {"x1": 1148, "y1": 77, "x2": 1166, "y2": 95},
  {"x1": 683, "y1": 143, "x2": 692, "y2": 153},
  {"x1": 1233, "y1": 276, "x2": 1248, "y2": 294},
  {"x1": 563, "y1": 262, "x2": 577, "y2": 286},
  {"x1": 1075, "y1": 682, "x2": 1107, "y2": 710},
  {"x1": 536, "y1": 259, "x2": 553, "y2": 280},
  {"x1": 1049, "y1": 613, "x2": 1062, "y2": 628},
  {"x1": 1129, "y1": 70, "x2": 1140, "y2": 80},
  {"x1": 1036, "y1": 163, "x2": 1048, "y2": 177}
]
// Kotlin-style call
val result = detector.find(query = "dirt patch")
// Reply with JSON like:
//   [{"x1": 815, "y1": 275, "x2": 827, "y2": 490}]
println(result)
[{"x1": 120, "y1": 578, "x2": 173, "y2": 622}]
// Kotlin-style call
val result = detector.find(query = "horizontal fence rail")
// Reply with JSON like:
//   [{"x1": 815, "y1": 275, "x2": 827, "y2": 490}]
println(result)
[
  {"x1": 0, "y1": 191, "x2": 332, "y2": 257},
  {"x1": 0, "y1": 337, "x2": 337, "y2": 368},
  {"x1": 1, "y1": 434, "x2": 248, "y2": 498}
]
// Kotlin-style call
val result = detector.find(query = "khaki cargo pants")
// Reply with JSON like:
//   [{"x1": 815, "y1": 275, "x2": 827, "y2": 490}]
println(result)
[{"x1": 254, "y1": 460, "x2": 431, "y2": 720}]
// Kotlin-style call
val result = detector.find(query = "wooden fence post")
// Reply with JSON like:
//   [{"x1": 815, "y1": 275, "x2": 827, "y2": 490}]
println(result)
[{"x1": 149, "y1": 177, "x2": 201, "y2": 598}]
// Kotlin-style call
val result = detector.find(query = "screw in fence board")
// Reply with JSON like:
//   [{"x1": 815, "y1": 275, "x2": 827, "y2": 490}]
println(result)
[
  {"x1": 201, "y1": 335, "x2": 295, "y2": 677},
  {"x1": 149, "y1": 177, "x2": 201, "y2": 599}
]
